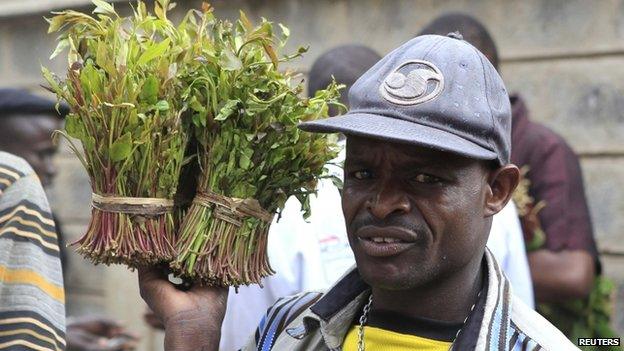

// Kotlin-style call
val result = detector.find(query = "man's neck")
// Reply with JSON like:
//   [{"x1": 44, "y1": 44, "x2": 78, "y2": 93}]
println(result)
[{"x1": 370, "y1": 255, "x2": 485, "y2": 323}]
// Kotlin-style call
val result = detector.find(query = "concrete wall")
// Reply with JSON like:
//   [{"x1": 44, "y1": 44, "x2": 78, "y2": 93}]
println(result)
[{"x1": 0, "y1": 0, "x2": 623, "y2": 349}]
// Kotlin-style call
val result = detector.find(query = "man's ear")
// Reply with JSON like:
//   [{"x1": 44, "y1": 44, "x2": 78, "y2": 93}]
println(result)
[{"x1": 484, "y1": 164, "x2": 520, "y2": 217}]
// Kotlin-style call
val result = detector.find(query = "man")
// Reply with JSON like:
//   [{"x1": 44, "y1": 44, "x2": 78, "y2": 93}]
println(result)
[
  {"x1": 0, "y1": 151, "x2": 65, "y2": 350},
  {"x1": 418, "y1": 14, "x2": 604, "y2": 339},
  {"x1": 0, "y1": 89, "x2": 67, "y2": 189},
  {"x1": 139, "y1": 34, "x2": 576, "y2": 350},
  {"x1": 221, "y1": 42, "x2": 530, "y2": 350},
  {"x1": 0, "y1": 89, "x2": 139, "y2": 351}
]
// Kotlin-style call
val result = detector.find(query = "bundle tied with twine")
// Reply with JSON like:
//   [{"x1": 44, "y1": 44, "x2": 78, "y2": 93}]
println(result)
[
  {"x1": 173, "y1": 191, "x2": 274, "y2": 286},
  {"x1": 44, "y1": 0, "x2": 191, "y2": 267},
  {"x1": 80, "y1": 193, "x2": 179, "y2": 265},
  {"x1": 170, "y1": 7, "x2": 343, "y2": 286}
]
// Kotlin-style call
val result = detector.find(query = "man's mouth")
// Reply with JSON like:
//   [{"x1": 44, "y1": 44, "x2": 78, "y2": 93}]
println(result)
[
  {"x1": 366, "y1": 236, "x2": 405, "y2": 244},
  {"x1": 355, "y1": 226, "x2": 418, "y2": 258}
]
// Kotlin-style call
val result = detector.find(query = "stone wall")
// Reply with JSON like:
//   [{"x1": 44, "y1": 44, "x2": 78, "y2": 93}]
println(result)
[{"x1": 1, "y1": 0, "x2": 622, "y2": 349}]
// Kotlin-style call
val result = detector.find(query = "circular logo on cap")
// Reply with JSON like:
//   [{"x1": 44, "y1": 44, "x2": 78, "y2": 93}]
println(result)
[{"x1": 380, "y1": 60, "x2": 444, "y2": 106}]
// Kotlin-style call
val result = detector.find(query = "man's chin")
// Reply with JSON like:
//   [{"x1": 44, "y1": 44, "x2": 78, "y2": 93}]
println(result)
[{"x1": 356, "y1": 261, "x2": 422, "y2": 291}]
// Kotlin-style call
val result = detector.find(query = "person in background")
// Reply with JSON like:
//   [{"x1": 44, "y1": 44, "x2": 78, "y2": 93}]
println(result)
[
  {"x1": 0, "y1": 90, "x2": 65, "y2": 190},
  {"x1": 419, "y1": 13, "x2": 613, "y2": 343},
  {"x1": 0, "y1": 89, "x2": 139, "y2": 351},
  {"x1": 218, "y1": 44, "x2": 382, "y2": 351},
  {"x1": 0, "y1": 151, "x2": 65, "y2": 350}
]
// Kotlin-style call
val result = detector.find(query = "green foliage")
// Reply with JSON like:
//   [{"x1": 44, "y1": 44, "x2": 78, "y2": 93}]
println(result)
[
  {"x1": 182, "y1": 7, "x2": 343, "y2": 217},
  {"x1": 109, "y1": 133, "x2": 133, "y2": 162},
  {"x1": 44, "y1": 1, "x2": 343, "y2": 277},
  {"x1": 538, "y1": 276, "x2": 622, "y2": 351},
  {"x1": 42, "y1": 0, "x2": 191, "y2": 199},
  {"x1": 171, "y1": 6, "x2": 343, "y2": 284}
]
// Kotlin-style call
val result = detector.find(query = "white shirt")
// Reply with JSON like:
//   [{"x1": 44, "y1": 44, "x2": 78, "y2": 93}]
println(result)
[
  {"x1": 219, "y1": 147, "x2": 534, "y2": 350},
  {"x1": 487, "y1": 201, "x2": 535, "y2": 308}
]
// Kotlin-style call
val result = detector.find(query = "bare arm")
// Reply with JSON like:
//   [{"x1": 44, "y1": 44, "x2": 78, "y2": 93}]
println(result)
[
  {"x1": 138, "y1": 267, "x2": 228, "y2": 351},
  {"x1": 528, "y1": 249, "x2": 595, "y2": 303}
]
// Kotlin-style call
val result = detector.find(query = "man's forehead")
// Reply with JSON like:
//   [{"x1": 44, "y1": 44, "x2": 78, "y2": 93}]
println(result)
[
  {"x1": 2, "y1": 113, "x2": 61, "y2": 129},
  {"x1": 0, "y1": 114, "x2": 61, "y2": 143},
  {"x1": 344, "y1": 134, "x2": 477, "y2": 166}
]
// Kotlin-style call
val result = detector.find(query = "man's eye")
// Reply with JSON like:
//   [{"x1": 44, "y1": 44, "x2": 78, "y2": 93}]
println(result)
[
  {"x1": 352, "y1": 170, "x2": 373, "y2": 180},
  {"x1": 414, "y1": 174, "x2": 442, "y2": 184}
]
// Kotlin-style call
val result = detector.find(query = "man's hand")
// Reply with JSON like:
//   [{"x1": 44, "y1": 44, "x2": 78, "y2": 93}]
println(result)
[
  {"x1": 137, "y1": 266, "x2": 228, "y2": 351},
  {"x1": 66, "y1": 316, "x2": 139, "y2": 351}
]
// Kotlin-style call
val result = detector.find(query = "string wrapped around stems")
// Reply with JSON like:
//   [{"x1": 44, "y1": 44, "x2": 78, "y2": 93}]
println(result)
[
  {"x1": 172, "y1": 190, "x2": 274, "y2": 287},
  {"x1": 75, "y1": 194, "x2": 178, "y2": 266}
]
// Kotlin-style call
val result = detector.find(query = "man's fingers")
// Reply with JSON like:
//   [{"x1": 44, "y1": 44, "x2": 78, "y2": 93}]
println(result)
[
  {"x1": 137, "y1": 265, "x2": 164, "y2": 288},
  {"x1": 137, "y1": 265, "x2": 172, "y2": 302}
]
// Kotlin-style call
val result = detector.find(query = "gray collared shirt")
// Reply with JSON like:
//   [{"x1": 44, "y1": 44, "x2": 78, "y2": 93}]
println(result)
[{"x1": 242, "y1": 249, "x2": 578, "y2": 351}]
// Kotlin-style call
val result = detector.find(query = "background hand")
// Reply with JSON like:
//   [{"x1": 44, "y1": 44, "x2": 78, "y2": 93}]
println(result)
[{"x1": 66, "y1": 316, "x2": 140, "y2": 351}]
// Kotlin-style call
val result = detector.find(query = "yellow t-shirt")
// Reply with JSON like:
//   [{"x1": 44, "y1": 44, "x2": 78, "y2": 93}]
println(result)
[{"x1": 342, "y1": 325, "x2": 452, "y2": 351}]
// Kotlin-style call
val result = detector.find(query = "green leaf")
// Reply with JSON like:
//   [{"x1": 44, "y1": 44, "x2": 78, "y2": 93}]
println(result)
[
  {"x1": 46, "y1": 15, "x2": 67, "y2": 33},
  {"x1": 116, "y1": 41, "x2": 128, "y2": 68},
  {"x1": 137, "y1": 38, "x2": 171, "y2": 66},
  {"x1": 215, "y1": 100, "x2": 239, "y2": 121},
  {"x1": 192, "y1": 113, "x2": 206, "y2": 127},
  {"x1": 80, "y1": 62, "x2": 102, "y2": 98},
  {"x1": 155, "y1": 100, "x2": 170, "y2": 111},
  {"x1": 64, "y1": 114, "x2": 85, "y2": 139},
  {"x1": 140, "y1": 75, "x2": 159, "y2": 104},
  {"x1": 239, "y1": 153, "x2": 252, "y2": 170},
  {"x1": 50, "y1": 38, "x2": 69, "y2": 59},
  {"x1": 329, "y1": 175, "x2": 343, "y2": 190},
  {"x1": 41, "y1": 67, "x2": 61, "y2": 94},
  {"x1": 110, "y1": 132, "x2": 133, "y2": 162},
  {"x1": 239, "y1": 11, "x2": 253, "y2": 31},
  {"x1": 92, "y1": 0, "x2": 116, "y2": 17},
  {"x1": 128, "y1": 111, "x2": 139, "y2": 127},
  {"x1": 278, "y1": 23, "x2": 290, "y2": 38},
  {"x1": 218, "y1": 48, "x2": 242, "y2": 71},
  {"x1": 84, "y1": 135, "x2": 96, "y2": 154}
]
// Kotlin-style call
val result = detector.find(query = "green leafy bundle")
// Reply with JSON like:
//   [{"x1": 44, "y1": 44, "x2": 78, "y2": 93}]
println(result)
[
  {"x1": 172, "y1": 8, "x2": 342, "y2": 286},
  {"x1": 539, "y1": 277, "x2": 622, "y2": 351},
  {"x1": 43, "y1": 0, "x2": 192, "y2": 266}
]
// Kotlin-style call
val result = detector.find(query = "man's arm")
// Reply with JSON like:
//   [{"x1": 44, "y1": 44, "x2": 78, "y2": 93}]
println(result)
[
  {"x1": 138, "y1": 267, "x2": 228, "y2": 351},
  {"x1": 528, "y1": 249, "x2": 595, "y2": 302},
  {"x1": 523, "y1": 133, "x2": 598, "y2": 302}
]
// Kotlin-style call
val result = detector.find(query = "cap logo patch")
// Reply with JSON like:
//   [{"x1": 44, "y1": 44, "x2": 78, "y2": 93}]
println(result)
[{"x1": 380, "y1": 60, "x2": 444, "y2": 106}]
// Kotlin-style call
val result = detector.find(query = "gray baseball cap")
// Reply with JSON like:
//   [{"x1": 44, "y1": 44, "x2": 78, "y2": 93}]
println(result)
[{"x1": 299, "y1": 34, "x2": 511, "y2": 165}]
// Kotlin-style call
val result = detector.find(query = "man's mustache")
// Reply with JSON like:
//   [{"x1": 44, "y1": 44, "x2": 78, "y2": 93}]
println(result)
[{"x1": 349, "y1": 215, "x2": 429, "y2": 237}]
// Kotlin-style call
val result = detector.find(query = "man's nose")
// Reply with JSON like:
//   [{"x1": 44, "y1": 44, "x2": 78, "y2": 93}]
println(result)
[{"x1": 366, "y1": 180, "x2": 411, "y2": 219}]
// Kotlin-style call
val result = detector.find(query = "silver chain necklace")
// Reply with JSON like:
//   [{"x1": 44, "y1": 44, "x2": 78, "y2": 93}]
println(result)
[{"x1": 357, "y1": 292, "x2": 481, "y2": 351}]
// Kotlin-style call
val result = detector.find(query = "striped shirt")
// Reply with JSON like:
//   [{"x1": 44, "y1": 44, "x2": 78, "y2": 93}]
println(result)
[
  {"x1": 0, "y1": 152, "x2": 65, "y2": 350},
  {"x1": 243, "y1": 249, "x2": 578, "y2": 351}
]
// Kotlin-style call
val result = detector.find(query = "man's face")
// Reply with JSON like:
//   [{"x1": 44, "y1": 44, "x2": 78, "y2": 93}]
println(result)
[
  {"x1": 0, "y1": 115, "x2": 61, "y2": 187},
  {"x1": 342, "y1": 135, "x2": 492, "y2": 291}
]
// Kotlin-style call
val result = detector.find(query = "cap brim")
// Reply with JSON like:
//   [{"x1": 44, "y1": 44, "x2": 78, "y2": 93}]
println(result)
[{"x1": 299, "y1": 113, "x2": 497, "y2": 161}]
